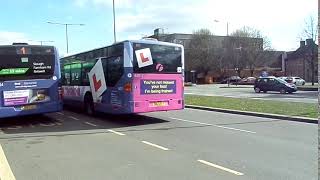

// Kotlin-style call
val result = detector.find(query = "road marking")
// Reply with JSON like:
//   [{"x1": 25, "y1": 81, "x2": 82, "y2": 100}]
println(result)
[
  {"x1": 56, "y1": 112, "x2": 64, "y2": 115},
  {"x1": 107, "y1": 130, "x2": 126, "y2": 136},
  {"x1": 0, "y1": 144, "x2": 16, "y2": 180},
  {"x1": 185, "y1": 92, "x2": 213, "y2": 96},
  {"x1": 69, "y1": 116, "x2": 80, "y2": 121},
  {"x1": 84, "y1": 122, "x2": 98, "y2": 127},
  {"x1": 142, "y1": 141, "x2": 169, "y2": 151},
  {"x1": 6, "y1": 126, "x2": 22, "y2": 130},
  {"x1": 39, "y1": 123, "x2": 56, "y2": 127},
  {"x1": 197, "y1": 160, "x2": 244, "y2": 176},
  {"x1": 169, "y1": 117, "x2": 256, "y2": 134},
  {"x1": 169, "y1": 117, "x2": 212, "y2": 126},
  {"x1": 214, "y1": 125, "x2": 256, "y2": 134},
  {"x1": 56, "y1": 118, "x2": 64, "y2": 122}
]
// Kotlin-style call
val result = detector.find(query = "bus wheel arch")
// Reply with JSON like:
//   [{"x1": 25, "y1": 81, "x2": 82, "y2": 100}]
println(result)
[{"x1": 84, "y1": 92, "x2": 95, "y2": 115}]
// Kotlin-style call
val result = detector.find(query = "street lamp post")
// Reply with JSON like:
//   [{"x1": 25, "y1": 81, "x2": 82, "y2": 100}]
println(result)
[
  {"x1": 226, "y1": 22, "x2": 229, "y2": 36},
  {"x1": 47, "y1": 21, "x2": 85, "y2": 53},
  {"x1": 235, "y1": 46, "x2": 242, "y2": 77},
  {"x1": 214, "y1": 19, "x2": 229, "y2": 36},
  {"x1": 113, "y1": 0, "x2": 116, "y2": 43}
]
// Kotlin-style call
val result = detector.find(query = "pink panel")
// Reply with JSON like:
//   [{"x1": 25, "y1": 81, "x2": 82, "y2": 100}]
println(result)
[{"x1": 132, "y1": 73, "x2": 184, "y2": 113}]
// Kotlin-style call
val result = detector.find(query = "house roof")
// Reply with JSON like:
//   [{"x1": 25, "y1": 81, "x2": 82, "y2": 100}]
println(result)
[{"x1": 287, "y1": 41, "x2": 318, "y2": 60}]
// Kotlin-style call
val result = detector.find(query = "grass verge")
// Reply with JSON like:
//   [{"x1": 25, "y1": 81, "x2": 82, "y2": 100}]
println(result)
[{"x1": 185, "y1": 95, "x2": 318, "y2": 119}]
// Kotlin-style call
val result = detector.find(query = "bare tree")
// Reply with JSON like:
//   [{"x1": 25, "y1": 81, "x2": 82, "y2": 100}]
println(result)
[
  {"x1": 302, "y1": 16, "x2": 318, "y2": 41},
  {"x1": 222, "y1": 38, "x2": 245, "y2": 77},
  {"x1": 301, "y1": 16, "x2": 318, "y2": 85},
  {"x1": 227, "y1": 26, "x2": 273, "y2": 77},
  {"x1": 186, "y1": 29, "x2": 218, "y2": 76}
]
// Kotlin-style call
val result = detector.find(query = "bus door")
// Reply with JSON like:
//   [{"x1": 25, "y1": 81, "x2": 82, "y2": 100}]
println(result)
[{"x1": 86, "y1": 55, "x2": 125, "y2": 113}]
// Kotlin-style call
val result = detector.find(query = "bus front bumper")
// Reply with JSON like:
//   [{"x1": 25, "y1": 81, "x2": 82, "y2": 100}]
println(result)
[{"x1": 0, "y1": 101, "x2": 63, "y2": 118}]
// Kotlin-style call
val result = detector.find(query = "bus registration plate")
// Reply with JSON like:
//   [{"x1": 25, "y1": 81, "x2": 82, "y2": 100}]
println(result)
[
  {"x1": 150, "y1": 101, "x2": 168, "y2": 107},
  {"x1": 21, "y1": 105, "x2": 37, "y2": 111}
]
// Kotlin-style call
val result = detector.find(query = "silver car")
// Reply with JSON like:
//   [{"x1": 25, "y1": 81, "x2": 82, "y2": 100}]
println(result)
[{"x1": 289, "y1": 77, "x2": 306, "y2": 86}]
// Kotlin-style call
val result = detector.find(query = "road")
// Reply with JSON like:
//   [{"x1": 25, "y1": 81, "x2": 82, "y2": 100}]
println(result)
[
  {"x1": 185, "y1": 84, "x2": 318, "y2": 103},
  {"x1": 0, "y1": 109, "x2": 317, "y2": 180}
]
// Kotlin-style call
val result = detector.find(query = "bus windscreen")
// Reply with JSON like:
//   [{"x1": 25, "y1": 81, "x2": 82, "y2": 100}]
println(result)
[
  {"x1": 0, "y1": 46, "x2": 55, "y2": 81},
  {"x1": 133, "y1": 43, "x2": 182, "y2": 74}
]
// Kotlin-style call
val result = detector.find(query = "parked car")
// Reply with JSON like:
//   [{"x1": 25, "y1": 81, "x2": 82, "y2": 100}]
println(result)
[
  {"x1": 221, "y1": 76, "x2": 241, "y2": 84},
  {"x1": 240, "y1": 77, "x2": 256, "y2": 85},
  {"x1": 289, "y1": 77, "x2": 305, "y2": 86},
  {"x1": 278, "y1": 76, "x2": 292, "y2": 83},
  {"x1": 254, "y1": 77, "x2": 297, "y2": 94},
  {"x1": 278, "y1": 76, "x2": 305, "y2": 85}
]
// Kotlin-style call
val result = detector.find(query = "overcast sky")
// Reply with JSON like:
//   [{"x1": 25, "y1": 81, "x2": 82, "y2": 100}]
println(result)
[{"x1": 0, "y1": 0, "x2": 317, "y2": 55}]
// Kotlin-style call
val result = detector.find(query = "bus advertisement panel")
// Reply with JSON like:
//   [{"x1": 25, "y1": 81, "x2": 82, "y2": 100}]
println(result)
[
  {"x1": 0, "y1": 45, "x2": 62, "y2": 118},
  {"x1": 61, "y1": 40, "x2": 184, "y2": 115}
]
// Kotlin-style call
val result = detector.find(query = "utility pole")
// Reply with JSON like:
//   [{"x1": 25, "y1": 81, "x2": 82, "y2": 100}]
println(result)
[
  {"x1": 113, "y1": 0, "x2": 117, "y2": 43},
  {"x1": 47, "y1": 21, "x2": 85, "y2": 53}
]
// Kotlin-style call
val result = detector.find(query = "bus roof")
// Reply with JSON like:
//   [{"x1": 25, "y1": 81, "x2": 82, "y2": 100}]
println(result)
[
  {"x1": 127, "y1": 39, "x2": 183, "y2": 47},
  {"x1": 0, "y1": 44, "x2": 57, "y2": 56},
  {"x1": 0, "y1": 44, "x2": 54, "y2": 48},
  {"x1": 61, "y1": 40, "x2": 183, "y2": 59}
]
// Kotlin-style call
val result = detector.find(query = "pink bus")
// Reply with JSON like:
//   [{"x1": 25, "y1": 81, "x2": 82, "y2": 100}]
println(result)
[{"x1": 60, "y1": 40, "x2": 184, "y2": 114}]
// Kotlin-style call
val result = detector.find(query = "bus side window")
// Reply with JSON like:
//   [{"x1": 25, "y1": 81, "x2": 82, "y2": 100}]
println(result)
[
  {"x1": 108, "y1": 43, "x2": 123, "y2": 58},
  {"x1": 81, "y1": 60, "x2": 96, "y2": 86},
  {"x1": 107, "y1": 56, "x2": 123, "y2": 87},
  {"x1": 63, "y1": 65, "x2": 71, "y2": 85},
  {"x1": 82, "y1": 67, "x2": 91, "y2": 86},
  {"x1": 70, "y1": 64, "x2": 81, "y2": 86}
]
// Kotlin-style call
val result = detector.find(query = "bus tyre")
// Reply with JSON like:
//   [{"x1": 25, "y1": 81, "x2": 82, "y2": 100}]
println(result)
[{"x1": 84, "y1": 94, "x2": 95, "y2": 116}]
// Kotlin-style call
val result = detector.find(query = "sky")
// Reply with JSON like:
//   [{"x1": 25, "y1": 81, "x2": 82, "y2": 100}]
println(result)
[{"x1": 0, "y1": 0, "x2": 317, "y2": 55}]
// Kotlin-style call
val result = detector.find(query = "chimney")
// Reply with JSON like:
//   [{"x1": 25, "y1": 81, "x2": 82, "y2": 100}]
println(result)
[
  {"x1": 306, "y1": 38, "x2": 313, "y2": 46},
  {"x1": 300, "y1": 41, "x2": 305, "y2": 47}
]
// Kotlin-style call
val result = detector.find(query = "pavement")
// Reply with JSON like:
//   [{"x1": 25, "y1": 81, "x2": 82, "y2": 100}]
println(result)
[
  {"x1": 185, "y1": 84, "x2": 318, "y2": 104},
  {"x1": 0, "y1": 108, "x2": 317, "y2": 180}
]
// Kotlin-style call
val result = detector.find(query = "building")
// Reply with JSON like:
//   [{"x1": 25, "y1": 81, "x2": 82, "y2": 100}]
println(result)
[
  {"x1": 149, "y1": 28, "x2": 263, "y2": 50},
  {"x1": 284, "y1": 39, "x2": 318, "y2": 82},
  {"x1": 149, "y1": 28, "x2": 282, "y2": 83}
]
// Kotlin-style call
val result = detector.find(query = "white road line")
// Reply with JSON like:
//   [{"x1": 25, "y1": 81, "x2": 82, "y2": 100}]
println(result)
[
  {"x1": 0, "y1": 144, "x2": 16, "y2": 180},
  {"x1": 107, "y1": 130, "x2": 126, "y2": 136},
  {"x1": 185, "y1": 93, "x2": 213, "y2": 96},
  {"x1": 169, "y1": 117, "x2": 213, "y2": 126},
  {"x1": 197, "y1": 160, "x2": 244, "y2": 176},
  {"x1": 56, "y1": 118, "x2": 64, "y2": 122},
  {"x1": 84, "y1": 122, "x2": 98, "y2": 127},
  {"x1": 214, "y1": 125, "x2": 256, "y2": 134},
  {"x1": 6, "y1": 126, "x2": 22, "y2": 130},
  {"x1": 56, "y1": 112, "x2": 64, "y2": 115},
  {"x1": 69, "y1": 116, "x2": 80, "y2": 121},
  {"x1": 142, "y1": 141, "x2": 170, "y2": 151},
  {"x1": 169, "y1": 117, "x2": 256, "y2": 134}
]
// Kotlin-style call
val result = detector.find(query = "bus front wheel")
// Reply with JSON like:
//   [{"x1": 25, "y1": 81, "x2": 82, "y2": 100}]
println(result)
[{"x1": 84, "y1": 94, "x2": 95, "y2": 116}]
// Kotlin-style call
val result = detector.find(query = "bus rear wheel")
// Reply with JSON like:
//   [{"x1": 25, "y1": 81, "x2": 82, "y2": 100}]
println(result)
[{"x1": 84, "y1": 94, "x2": 95, "y2": 116}]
